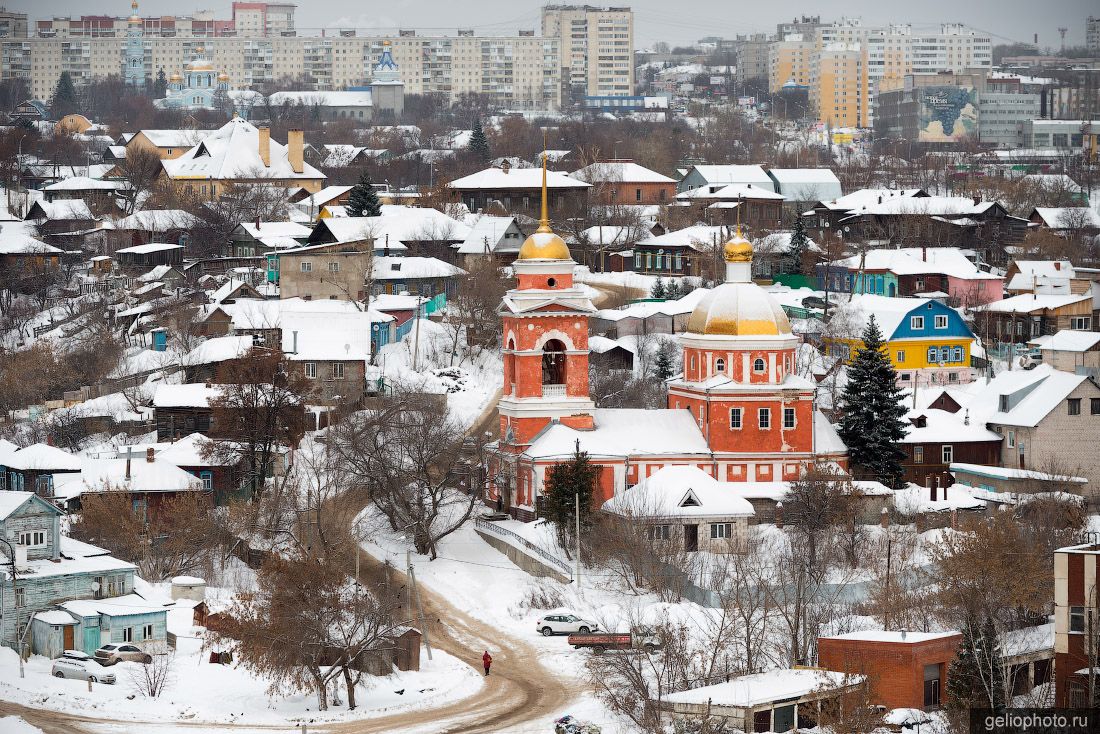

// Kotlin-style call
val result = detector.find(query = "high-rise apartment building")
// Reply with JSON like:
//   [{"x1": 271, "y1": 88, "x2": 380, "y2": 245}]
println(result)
[
  {"x1": 734, "y1": 33, "x2": 771, "y2": 85},
  {"x1": 1087, "y1": 16, "x2": 1099, "y2": 53},
  {"x1": 2, "y1": 32, "x2": 562, "y2": 110},
  {"x1": 231, "y1": 2, "x2": 296, "y2": 37},
  {"x1": 0, "y1": 8, "x2": 27, "y2": 38},
  {"x1": 768, "y1": 35, "x2": 814, "y2": 92},
  {"x1": 541, "y1": 5, "x2": 634, "y2": 100}
]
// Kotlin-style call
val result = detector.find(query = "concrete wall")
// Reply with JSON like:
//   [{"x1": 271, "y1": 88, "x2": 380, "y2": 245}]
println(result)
[{"x1": 474, "y1": 529, "x2": 571, "y2": 583}]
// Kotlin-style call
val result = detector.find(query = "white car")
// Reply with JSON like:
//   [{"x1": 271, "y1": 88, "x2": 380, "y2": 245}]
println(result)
[
  {"x1": 51, "y1": 650, "x2": 117, "y2": 685},
  {"x1": 536, "y1": 613, "x2": 599, "y2": 636}
]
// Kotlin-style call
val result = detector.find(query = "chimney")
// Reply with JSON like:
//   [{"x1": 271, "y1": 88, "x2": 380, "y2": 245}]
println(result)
[
  {"x1": 288, "y1": 129, "x2": 304, "y2": 174},
  {"x1": 963, "y1": 409, "x2": 970, "y2": 426},
  {"x1": 258, "y1": 126, "x2": 271, "y2": 167},
  {"x1": 291, "y1": 330, "x2": 298, "y2": 354},
  {"x1": 146, "y1": 447, "x2": 155, "y2": 463},
  {"x1": 125, "y1": 446, "x2": 132, "y2": 480},
  {"x1": 880, "y1": 506, "x2": 890, "y2": 528},
  {"x1": 774, "y1": 501, "x2": 784, "y2": 529},
  {"x1": 922, "y1": 246, "x2": 927, "y2": 262},
  {"x1": 1054, "y1": 262, "x2": 1061, "y2": 271}
]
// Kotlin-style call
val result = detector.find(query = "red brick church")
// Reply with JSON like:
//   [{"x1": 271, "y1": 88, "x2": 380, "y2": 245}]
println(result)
[{"x1": 488, "y1": 163, "x2": 848, "y2": 520}]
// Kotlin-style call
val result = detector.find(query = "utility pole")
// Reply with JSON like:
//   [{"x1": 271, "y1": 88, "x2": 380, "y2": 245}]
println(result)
[
  {"x1": 407, "y1": 551, "x2": 433, "y2": 660},
  {"x1": 574, "y1": 492, "x2": 581, "y2": 590}
]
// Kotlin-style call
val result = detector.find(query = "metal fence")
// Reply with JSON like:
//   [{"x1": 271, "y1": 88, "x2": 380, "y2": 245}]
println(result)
[{"x1": 473, "y1": 516, "x2": 573, "y2": 578}]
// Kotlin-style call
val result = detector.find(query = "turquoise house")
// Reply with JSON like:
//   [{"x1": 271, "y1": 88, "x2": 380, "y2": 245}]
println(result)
[{"x1": 31, "y1": 594, "x2": 169, "y2": 659}]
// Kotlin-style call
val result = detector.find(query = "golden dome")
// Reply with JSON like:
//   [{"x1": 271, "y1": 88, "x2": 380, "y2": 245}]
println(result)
[
  {"x1": 169, "y1": 72, "x2": 182, "y2": 82},
  {"x1": 724, "y1": 231, "x2": 753, "y2": 262},
  {"x1": 518, "y1": 229, "x2": 571, "y2": 260},
  {"x1": 686, "y1": 283, "x2": 793, "y2": 336},
  {"x1": 217, "y1": 71, "x2": 230, "y2": 81},
  {"x1": 189, "y1": 60, "x2": 214, "y2": 71}
]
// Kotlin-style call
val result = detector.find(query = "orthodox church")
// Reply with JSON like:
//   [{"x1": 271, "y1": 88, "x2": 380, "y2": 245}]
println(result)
[
  {"x1": 488, "y1": 159, "x2": 848, "y2": 520},
  {"x1": 154, "y1": 47, "x2": 261, "y2": 119}
]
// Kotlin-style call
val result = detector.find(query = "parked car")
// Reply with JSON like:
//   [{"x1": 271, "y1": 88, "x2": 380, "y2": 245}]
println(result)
[
  {"x1": 535, "y1": 613, "x2": 599, "y2": 636},
  {"x1": 95, "y1": 642, "x2": 152, "y2": 666},
  {"x1": 51, "y1": 650, "x2": 117, "y2": 684},
  {"x1": 567, "y1": 630, "x2": 662, "y2": 654}
]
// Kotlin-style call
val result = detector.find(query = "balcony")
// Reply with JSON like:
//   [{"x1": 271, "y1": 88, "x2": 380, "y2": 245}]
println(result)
[{"x1": 542, "y1": 383, "x2": 566, "y2": 398}]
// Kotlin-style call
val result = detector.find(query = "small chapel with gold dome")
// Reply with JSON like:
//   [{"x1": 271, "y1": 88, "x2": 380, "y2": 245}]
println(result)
[
  {"x1": 488, "y1": 153, "x2": 848, "y2": 520},
  {"x1": 154, "y1": 45, "x2": 261, "y2": 119}
]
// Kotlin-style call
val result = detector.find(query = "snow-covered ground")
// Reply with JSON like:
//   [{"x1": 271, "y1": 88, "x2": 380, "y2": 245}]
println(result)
[{"x1": 0, "y1": 717, "x2": 44, "y2": 734}]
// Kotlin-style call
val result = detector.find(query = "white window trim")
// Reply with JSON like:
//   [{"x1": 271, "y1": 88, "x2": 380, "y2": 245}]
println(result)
[
  {"x1": 304, "y1": 362, "x2": 317, "y2": 378},
  {"x1": 911, "y1": 316, "x2": 924, "y2": 330},
  {"x1": 729, "y1": 407, "x2": 742, "y2": 430},
  {"x1": 934, "y1": 315, "x2": 948, "y2": 329},
  {"x1": 758, "y1": 407, "x2": 771, "y2": 429}
]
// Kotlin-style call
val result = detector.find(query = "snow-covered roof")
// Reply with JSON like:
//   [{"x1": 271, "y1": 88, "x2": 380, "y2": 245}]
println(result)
[
  {"x1": 152, "y1": 383, "x2": 221, "y2": 409},
  {"x1": 828, "y1": 247, "x2": 1001, "y2": 281},
  {"x1": 767, "y1": 167, "x2": 843, "y2": 200},
  {"x1": 162, "y1": 117, "x2": 325, "y2": 182},
  {"x1": 109, "y1": 209, "x2": 201, "y2": 231},
  {"x1": 950, "y1": 462, "x2": 1088, "y2": 483},
  {"x1": 268, "y1": 90, "x2": 372, "y2": 107},
  {"x1": 115, "y1": 242, "x2": 184, "y2": 255},
  {"x1": 814, "y1": 411, "x2": 847, "y2": 453},
  {"x1": 53, "y1": 456, "x2": 203, "y2": 500},
  {"x1": 1000, "y1": 622, "x2": 1054, "y2": 658},
  {"x1": 571, "y1": 161, "x2": 675, "y2": 184},
  {"x1": 27, "y1": 199, "x2": 94, "y2": 220},
  {"x1": 237, "y1": 221, "x2": 312, "y2": 240},
  {"x1": 184, "y1": 335, "x2": 254, "y2": 366},
  {"x1": 0, "y1": 491, "x2": 58, "y2": 520},
  {"x1": 603, "y1": 465, "x2": 755, "y2": 518},
  {"x1": 902, "y1": 408, "x2": 1001, "y2": 444},
  {"x1": 676, "y1": 183, "x2": 785, "y2": 201},
  {"x1": 135, "y1": 129, "x2": 204, "y2": 148},
  {"x1": 448, "y1": 166, "x2": 590, "y2": 190},
  {"x1": 0, "y1": 438, "x2": 19, "y2": 465},
  {"x1": 456, "y1": 214, "x2": 521, "y2": 254},
  {"x1": 847, "y1": 195, "x2": 999, "y2": 217},
  {"x1": 977, "y1": 292, "x2": 1090, "y2": 314},
  {"x1": 965, "y1": 365, "x2": 1089, "y2": 428},
  {"x1": 34, "y1": 610, "x2": 78, "y2": 625},
  {"x1": 1036, "y1": 329, "x2": 1100, "y2": 353},
  {"x1": 820, "y1": 630, "x2": 960, "y2": 643},
  {"x1": 683, "y1": 164, "x2": 774, "y2": 190},
  {"x1": 638, "y1": 225, "x2": 729, "y2": 252},
  {"x1": 294, "y1": 185, "x2": 354, "y2": 213},
  {"x1": 1031, "y1": 207, "x2": 1100, "y2": 229},
  {"x1": 312, "y1": 205, "x2": 470, "y2": 246},
  {"x1": 6, "y1": 443, "x2": 83, "y2": 471},
  {"x1": 136, "y1": 265, "x2": 175, "y2": 282},
  {"x1": 894, "y1": 483, "x2": 986, "y2": 514},
  {"x1": 43, "y1": 176, "x2": 126, "y2": 191},
  {"x1": 158, "y1": 433, "x2": 233, "y2": 467},
  {"x1": 828, "y1": 294, "x2": 938, "y2": 339},
  {"x1": 61, "y1": 593, "x2": 172, "y2": 619},
  {"x1": 373, "y1": 255, "x2": 465, "y2": 280},
  {"x1": 663, "y1": 669, "x2": 859, "y2": 708},
  {"x1": 0, "y1": 233, "x2": 63, "y2": 255},
  {"x1": 815, "y1": 188, "x2": 925, "y2": 211},
  {"x1": 526, "y1": 409, "x2": 710, "y2": 460}
]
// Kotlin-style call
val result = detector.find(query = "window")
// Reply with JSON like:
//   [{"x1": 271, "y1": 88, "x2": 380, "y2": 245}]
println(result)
[
  {"x1": 14, "y1": 587, "x2": 25, "y2": 608},
  {"x1": 143, "y1": 624, "x2": 154, "y2": 640},
  {"x1": 911, "y1": 315, "x2": 924, "y2": 330},
  {"x1": 1070, "y1": 316, "x2": 1091, "y2": 330},
  {"x1": 1092, "y1": 398, "x2": 1100, "y2": 415},
  {"x1": 123, "y1": 627, "x2": 134, "y2": 642},
  {"x1": 1007, "y1": 430, "x2": 1015, "y2": 448},
  {"x1": 300, "y1": 261, "x2": 312, "y2": 272},
  {"x1": 710, "y1": 522, "x2": 733, "y2": 539},
  {"x1": 928, "y1": 347, "x2": 938, "y2": 364},
  {"x1": 714, "y1": 357, "x2": 725, "y2": 374},
  {"x1": 783, "y1": 407, "x2": 796, "y2": 429},
  {"x1": 951, "y1": 347, "x2": 963, "y2": 363},
  {"x1": 18, "y1": 530, "x2": 46, "y2": 547},
  {"x1": 1070, "y1": 606, "x2": 1085, "y2": 632},
  {"x1": 646, "y1": 524, "x2": 670, "y2": 541},
  {"x1": 199, "y1": 471, "x2": 213, "y2": 491},
  {"x1": 942, "y1": 445, "x2": 953, "y2": 464},
  {"x1": 332, "y1": 362, "x2": 345, "y2": 379},
  {"x1": 914, "y1": 446, "x2": 924, "y2": 463},
  {"x1": 328, "y1": 261, "x2": 340, "y2": 273},
  {"x1": 934, "y1": 315, "x2": 948, "y2": 329},
  {"x1": 304, "y1": 362, "x2": 317, "y2": 378},
  {"x1": 729, "y1": 408, "x2": 742, "y2": 429},
  {"x1": 897, "y1": 350, "x2": 905, "y2": 363},
  {"x1": 753, "y1": 358, "x2": 765, "y2": 373},
  {"x1": 1068, "y1": 399, "x2": 1081, "y2": 416},
  {"x1": 758, "y1": 408, "x2": 771, "y2": 429},
  {"x1": 999, "y1": 395, "x2": 1010, "y2": 412}
]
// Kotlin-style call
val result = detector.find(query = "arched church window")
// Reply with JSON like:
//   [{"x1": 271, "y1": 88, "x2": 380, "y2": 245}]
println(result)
[
  {"x1": 753, "y1": 357, "x2": 765, "y2": 373},
  {"x1": 542, "y1": 339, "x2": 566, "y2": 386},
  {"x1": 714, "y1": 357, "x2": 726, "y2": 374}
]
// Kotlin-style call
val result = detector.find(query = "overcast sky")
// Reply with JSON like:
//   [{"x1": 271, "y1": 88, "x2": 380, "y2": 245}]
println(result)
[{"x1": 8, "y1": 0, "x2": 1096, "y2": 48}]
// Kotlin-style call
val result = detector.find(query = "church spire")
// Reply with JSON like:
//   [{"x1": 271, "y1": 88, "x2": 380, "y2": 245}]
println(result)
[{"x1": 536, "y1": 144, "x2": 551, "y2": 234}]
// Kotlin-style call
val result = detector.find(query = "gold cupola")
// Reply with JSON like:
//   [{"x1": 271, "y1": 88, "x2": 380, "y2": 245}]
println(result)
[{"x1": 516, "y1": 150, "x2": 571, "y2": 261}]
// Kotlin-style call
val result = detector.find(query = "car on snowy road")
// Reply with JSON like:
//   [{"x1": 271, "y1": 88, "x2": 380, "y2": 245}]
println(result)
[
  {"x1": 536, "y1": 614, "x2": 599, "y2": 636},
  {"x1": 51, "y1": 650, "x2": 117, "y2": 684},
  {"x1": 95, "y1": 642, "x2": 153, "y2": 666}
]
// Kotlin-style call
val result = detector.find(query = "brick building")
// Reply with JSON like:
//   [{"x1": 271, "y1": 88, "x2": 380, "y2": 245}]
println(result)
[
  {"x1": 571, "y1": 160, "x2": 676, "y2": 206},
  {"x1": 1054, "y1": 542, "x2": 1100, "y2": 708},
  {"x1": 817, "y1": 630, "x2": 963, "y2": 711}
]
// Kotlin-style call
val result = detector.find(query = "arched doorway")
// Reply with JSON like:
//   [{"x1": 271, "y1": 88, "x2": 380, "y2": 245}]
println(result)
[{"x1": 542, "y1": 339, "x2": 566, "y2": 396}]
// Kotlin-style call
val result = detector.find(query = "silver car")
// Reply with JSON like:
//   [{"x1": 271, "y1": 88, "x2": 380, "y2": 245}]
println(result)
[
  {"x1": 51, "y1": 650, "x2": 117, "y2": 684},
  {"x1": 536, "y1": 613, "x2": 599, "y2": 636}
]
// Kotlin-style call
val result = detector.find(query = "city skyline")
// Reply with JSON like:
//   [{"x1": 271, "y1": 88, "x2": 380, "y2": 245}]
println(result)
[{"x1": 5, "y1": 0, "x2": 1096, "y2": 48}]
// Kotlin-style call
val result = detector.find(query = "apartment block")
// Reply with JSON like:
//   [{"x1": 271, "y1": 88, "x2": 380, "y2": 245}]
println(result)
[
  {"x1": 1088, "y1": 16, "x2": 1099, "y2": 53},
  {"x1": 734, "y1": 33, "x2": 771, "y2": 85},
  {"x1": 0, "y1": 8, "x2": 27, "y2": 39},
  {"x1": 1, "y1": 33, "x2": 562, "y2": 110},
  {"x1": 32, "y1": 1, "x2": 291, "y2": 39},
  {"x1": 541, "y1": 5, "x2": 634, "y2": 100},
  {"x1": 768, "y1": 35, "x2": 814, "y2": 93}
]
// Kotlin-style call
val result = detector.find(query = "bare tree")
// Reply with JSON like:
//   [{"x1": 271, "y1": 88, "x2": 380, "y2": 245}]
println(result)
[
  {"x1": 115, "y1": 144, "x2": 165, "y2": 215},
  {"x1": 128, "y1": 651, "x2": 175, "y2": 698}
]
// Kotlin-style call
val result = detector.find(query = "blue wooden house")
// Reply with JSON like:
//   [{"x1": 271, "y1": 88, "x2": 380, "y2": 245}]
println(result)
[
  {"x1": 31, "y1": 594, "x2": 170, "y2": 659},
  {"x1": 0, "y1": 492, "x2": 143, "y2": 656}
]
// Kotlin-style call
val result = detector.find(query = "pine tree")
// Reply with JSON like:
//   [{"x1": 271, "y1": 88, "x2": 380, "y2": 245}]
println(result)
[
  {"x1": 837, "y1": 315, "x2": 908, "y2": 487},
  {"x1": 468, "y1": 118, "x2": 491, "y2": 163},
  {"x1": 664, "y1": 279, "x2": 681, "y2": 299},
  {"x1": 651, "y1": 278, "x2": 666, "y2": 300},
  {"x1": 787, "y1": 217, "x2": 808, "y2": 275},
  {"x1": 540, "y1": 441, "x2": 598, "y2": 558},
  {"x1": 347, "y1": 170, "x2": 382, "y2": 218},
  {"x1": 50, "y1": 71, "x2": 78, "y2": 119},
  {"x1": 152, "y1": 68, "x2": 168, "y2": 99},
  {"x1": 654, "y1": 340, "x2": 677, "y2": 381}
]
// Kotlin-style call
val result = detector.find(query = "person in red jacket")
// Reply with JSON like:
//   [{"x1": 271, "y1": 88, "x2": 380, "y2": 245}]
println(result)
[{"x1": 482, "y1": 650, "x2": 492, "y2": 676}]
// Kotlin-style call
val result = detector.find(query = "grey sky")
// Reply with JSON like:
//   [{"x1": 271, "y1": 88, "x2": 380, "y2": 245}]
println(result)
[{"x1": 8, "y1": 0, "x2": 1096, "y2": 48}]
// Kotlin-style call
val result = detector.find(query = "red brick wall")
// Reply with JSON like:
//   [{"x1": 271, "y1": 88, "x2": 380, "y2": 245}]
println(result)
[{"x1": 817, "y1": 635, "x2": 962, "y2": 710}]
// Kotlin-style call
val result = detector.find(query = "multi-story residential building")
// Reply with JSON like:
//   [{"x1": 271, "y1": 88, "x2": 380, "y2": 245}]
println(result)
[
  {"x1": 231, "y1": 2, "x2": 296, "y2": 37},
  {"x1": 733, "y1": 33, "x2": 771, "y2": 86},
  {"x1": 31, "y1": 1, "x2": 290, "y2": 39},
  {"x1": 768, "y1": 34, "x2": 814, "y2": 93},
  {"x1": 2, "y1": 31, "x2": 563, "y2": 109},
  {"x1": 1054, "y1": 542, "x2": 1100, "y2": 708},
  {"x1": 1087, "y1": 16, "x2": 1099, "y2": 53},
  {"x1": 541, "y1": 4, "x2": 634, "y2": 101},
  {"x1": 0, "y1": 7, "x2": 27, "y2": 38}
]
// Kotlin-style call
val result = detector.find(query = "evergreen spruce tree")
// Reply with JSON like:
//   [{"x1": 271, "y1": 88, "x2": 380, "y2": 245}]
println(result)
[
  {"x1": 468, "y1": 119, "x2": 491, "y2": 163},
  {"x1": 346, "y1": 170, "x2": 382, "y2": 218},
  {"x1": 664, "y1": 279, "x2": 682, "y2": 299},
  {"x1": 651, "y1": 278, "x2": 666, "y2": 300},
  {"x1": 837, "y1": 315, "x2": 908, "y2": 487},
  {"x1": 946, "y1": 615, "x2": 981, "y2": 711},
  {"x1": 540, "y1": 441, "x2": 598, "y2": 558},
  {"x1": 787, "y1": 217, "x2": 808, "y2": 275},
  {"x1": 654, "y1": 340, "x2": 676, "y2": 381},
  {"x1": 50, "y1": 71, "x2": 79, "y2": 119},
  {"x1": 152, "y1": 68, "x2": 168, "y2": 99}
]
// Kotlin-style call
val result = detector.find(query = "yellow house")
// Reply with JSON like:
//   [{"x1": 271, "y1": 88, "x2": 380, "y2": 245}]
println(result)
[
  {"x1": 826, "y1": 294, "x2": 977, "y2": 386},
  {"x1": 159, "y1": 118, "x2": 326, "y2": 200}
]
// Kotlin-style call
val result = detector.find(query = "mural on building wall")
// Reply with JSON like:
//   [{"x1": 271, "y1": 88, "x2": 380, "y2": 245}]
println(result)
[{"x1": 917, "y1": 86, "x2": 977, "y2": 143}]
